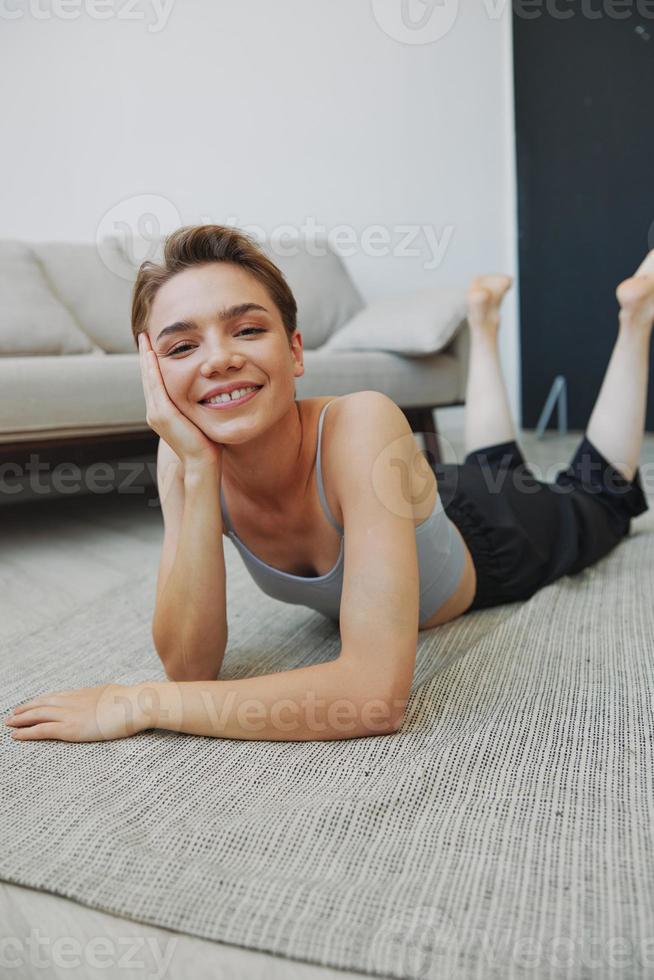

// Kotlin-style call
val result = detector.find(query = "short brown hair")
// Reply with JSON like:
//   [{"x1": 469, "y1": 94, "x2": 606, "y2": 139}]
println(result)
[{"x1": 130, "y1": 224, "x2": 298, "y2": 347}]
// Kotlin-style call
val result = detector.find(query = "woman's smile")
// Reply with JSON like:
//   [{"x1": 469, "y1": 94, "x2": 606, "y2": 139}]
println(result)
[{"x1": 199, "y1": 386, "x2": 262, "y2": 410}]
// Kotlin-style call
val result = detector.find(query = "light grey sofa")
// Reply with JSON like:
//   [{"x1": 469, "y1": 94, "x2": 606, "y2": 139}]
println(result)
[{"x1": 0, "y1": 237, "x2": 469, "y2": 483}]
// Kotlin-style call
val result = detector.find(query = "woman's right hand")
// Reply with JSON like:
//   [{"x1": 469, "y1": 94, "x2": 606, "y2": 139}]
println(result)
[{"x1": 138, "y1": 332, "x2": 223, "y2": 472}]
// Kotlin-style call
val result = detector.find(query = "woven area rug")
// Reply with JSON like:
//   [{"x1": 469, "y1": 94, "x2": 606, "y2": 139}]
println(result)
[{"x1": 2, "y1": 512, "x2": 654, "y2": 980}]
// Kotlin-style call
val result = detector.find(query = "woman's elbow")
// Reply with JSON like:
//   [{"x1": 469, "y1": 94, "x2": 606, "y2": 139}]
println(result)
[
  {"x1": 152, "y1": 632, "x2": 224, "y2": 682},
  {"x1": 164, "y1": 662, "x2": 221, "y2": 683},
  {"x1": 345, "y1": 690, "x2": 408, "y2": 738}
]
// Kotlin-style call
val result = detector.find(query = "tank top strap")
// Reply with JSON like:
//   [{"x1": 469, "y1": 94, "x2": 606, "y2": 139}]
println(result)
[
  {"x1": 219, "y1": 485, "x2": 234, "y2": 533},
  {"x1": 316, "y1": 400, "x2": 344, "y2": 535}
]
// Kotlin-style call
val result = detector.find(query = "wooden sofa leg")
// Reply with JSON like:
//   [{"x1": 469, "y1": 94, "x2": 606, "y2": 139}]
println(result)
[{"x1": 402, "y1": 407, "x2": 441, "y2": 465}]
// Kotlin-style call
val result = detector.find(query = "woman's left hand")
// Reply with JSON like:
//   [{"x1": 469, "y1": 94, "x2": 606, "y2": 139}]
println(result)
[{"x1": 4, "y1": 684, "x2": 154, "y2": 742}]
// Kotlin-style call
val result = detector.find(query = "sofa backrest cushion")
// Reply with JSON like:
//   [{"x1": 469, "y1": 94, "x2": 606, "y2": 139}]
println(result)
[
  {"x1": 0, "y1": 241, "x2": 101, "y2": 356},
  {"x1": 31, "y1": 241, "x2": 136, "y2": 354},
  {"x1": 258, "y1": 238, "x2": 365, "y2": 349},
  {"x1": 16, "y1": 235, "x2": 365, "y2": 355}
]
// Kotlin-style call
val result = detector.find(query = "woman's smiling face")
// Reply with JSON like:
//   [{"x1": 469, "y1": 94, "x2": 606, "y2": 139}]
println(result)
[{"x1": 146, "y1": 262, "x2": 304, "y2": 442}]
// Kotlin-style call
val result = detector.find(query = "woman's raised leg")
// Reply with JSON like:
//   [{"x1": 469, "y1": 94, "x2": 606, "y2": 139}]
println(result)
[
  {"x1": 585, "y1": 249, "x2": 654, "y2": 482},
  {"x1": 463, "y1": 275, "x2": 516, "y2": 456}
]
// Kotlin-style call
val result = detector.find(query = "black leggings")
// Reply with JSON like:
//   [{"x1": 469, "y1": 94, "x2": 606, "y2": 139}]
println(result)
[{"x1": 432, "y1": 437, "x2": 649, "y2": 610}]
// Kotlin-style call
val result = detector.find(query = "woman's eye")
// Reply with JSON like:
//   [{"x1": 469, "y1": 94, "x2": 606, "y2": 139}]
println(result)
[{"x1": 167, "y1": 327, "x2": 263, "y2": 355}]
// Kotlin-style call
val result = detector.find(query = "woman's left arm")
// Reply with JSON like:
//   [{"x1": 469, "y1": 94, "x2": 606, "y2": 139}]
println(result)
[
  {"x1": 6, "y1": 391, "x2": 424, "y2": 745},
  {"x1": 5, "y1": 656, "x2": 406, "y2": 743}
]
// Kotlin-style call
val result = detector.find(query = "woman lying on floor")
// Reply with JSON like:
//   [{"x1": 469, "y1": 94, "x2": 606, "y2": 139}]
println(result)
[{"x1": 6, "y1": 226, "x2": 652, "y2": 743}]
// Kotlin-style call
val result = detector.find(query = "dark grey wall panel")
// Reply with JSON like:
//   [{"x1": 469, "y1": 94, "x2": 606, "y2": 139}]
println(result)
[{"x1": 513, "y1": 6, "x2": 654, "y2": 429}]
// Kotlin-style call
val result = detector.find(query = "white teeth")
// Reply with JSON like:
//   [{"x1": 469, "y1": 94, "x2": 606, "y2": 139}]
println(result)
[{"x1": 203, "y1": 386, "x2": 258, "y2": 405}]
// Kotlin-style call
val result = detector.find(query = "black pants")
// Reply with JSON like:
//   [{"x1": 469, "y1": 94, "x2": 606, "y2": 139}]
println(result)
[{"x1": 432, "y1": 437, "x2": 649, "y2": 610}]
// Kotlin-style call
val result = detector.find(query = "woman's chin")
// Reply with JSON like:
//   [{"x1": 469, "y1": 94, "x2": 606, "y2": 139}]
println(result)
[{"x1": 193, "y1": 413, "x2": 254, "y2": 444}]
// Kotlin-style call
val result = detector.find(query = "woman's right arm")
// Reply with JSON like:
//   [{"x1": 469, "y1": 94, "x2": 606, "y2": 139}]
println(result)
[
  {"x1": 151, "y1": 441, "x2": 228, "y2": 682},
  {"x1": 136, "y1": 331, "x2": 229, "y2": 682}
]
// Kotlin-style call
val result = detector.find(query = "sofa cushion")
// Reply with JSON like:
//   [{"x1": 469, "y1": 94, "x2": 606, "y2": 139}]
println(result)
[
  {"x1": 298, "y1": 348, "x2": 460, "y2": 405},
  {"x1": 31, "y1": 241, "x2": 136, "y2": 354},
  {"x1": 0, "y1": 354, "x2": 146, "y2": 436},
  {"x1": 0, "y1": 349, "x2": 460, "y2": 440},
  {"x1": 322, "y1": 286, "x2": 467, "y2": 356},
  {"x1": 0, "y1": 241, "x2": 100, "y2": 356}
]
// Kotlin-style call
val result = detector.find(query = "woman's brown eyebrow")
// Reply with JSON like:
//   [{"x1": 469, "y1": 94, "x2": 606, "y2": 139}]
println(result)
[{"x1": 156, "y1": 303, "x2": 269, "y2": 344}]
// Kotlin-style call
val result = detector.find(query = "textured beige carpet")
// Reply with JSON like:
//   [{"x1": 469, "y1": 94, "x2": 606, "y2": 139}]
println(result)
[{"x1": 1, "y1": 510, "x2": 653, "y2": 980}]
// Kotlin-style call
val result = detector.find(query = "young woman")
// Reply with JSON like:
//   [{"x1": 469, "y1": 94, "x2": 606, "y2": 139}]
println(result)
[{"x1": 6, "y1": 226, "x2": 651, "y2": 744}]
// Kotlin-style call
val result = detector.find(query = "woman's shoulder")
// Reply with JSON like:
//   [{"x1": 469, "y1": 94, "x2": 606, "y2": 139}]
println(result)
[
  {"x1": 303, "y1": 391, "x2": 407, "y2": 459},
  {"x1": 308, "y1": 392, "x2": 436, "y2": 519},
  {"x1": 310, "y1": 390, "x2": 412, "y2": 434},
  {"x1": 307, "y1": 391, "x2": 404, "y2": 426}
]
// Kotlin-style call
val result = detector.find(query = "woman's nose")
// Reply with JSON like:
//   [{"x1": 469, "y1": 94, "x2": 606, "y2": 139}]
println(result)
[{"x1": 199, "y1": 340, "x2": 244, "y2": 375}]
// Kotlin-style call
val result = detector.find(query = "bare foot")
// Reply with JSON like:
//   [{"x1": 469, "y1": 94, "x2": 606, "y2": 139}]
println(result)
[
  {"x1": 466, "y1": 274, "x2": 514, "y2": 336},
  {"x1": 616, "y1": 249, "x2": 654, "y2": 331}
]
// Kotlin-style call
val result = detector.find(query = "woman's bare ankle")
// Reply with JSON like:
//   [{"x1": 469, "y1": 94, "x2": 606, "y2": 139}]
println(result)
[{"x1": 616, "y1": 249, "x2": 654, "y2": 335}]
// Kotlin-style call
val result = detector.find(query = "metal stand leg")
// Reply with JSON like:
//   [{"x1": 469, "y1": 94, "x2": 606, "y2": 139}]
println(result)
[{"x1": 535, "y1": 375, "x2": 568, "y2": 438}]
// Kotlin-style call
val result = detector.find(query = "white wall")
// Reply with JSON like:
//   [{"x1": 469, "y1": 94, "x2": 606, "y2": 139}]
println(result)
[{"x1": 0, "y1": 0, "x2": 520, "y2": 419}]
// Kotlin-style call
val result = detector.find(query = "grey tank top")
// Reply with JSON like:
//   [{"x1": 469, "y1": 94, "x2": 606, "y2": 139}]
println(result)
[{"x1": 220, "y1": 399, "x2": 467, "y2": 627}]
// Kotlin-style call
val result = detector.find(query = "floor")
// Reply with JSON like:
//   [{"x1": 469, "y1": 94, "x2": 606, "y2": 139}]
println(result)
[{"x1": 2, "y1": 411, "x2": 653, "y2": 980}]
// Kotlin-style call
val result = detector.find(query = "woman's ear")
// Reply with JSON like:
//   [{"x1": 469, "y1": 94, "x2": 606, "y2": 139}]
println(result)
[{"x1": 290, "y1": 330, "x2": 304, "y2": 378}]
